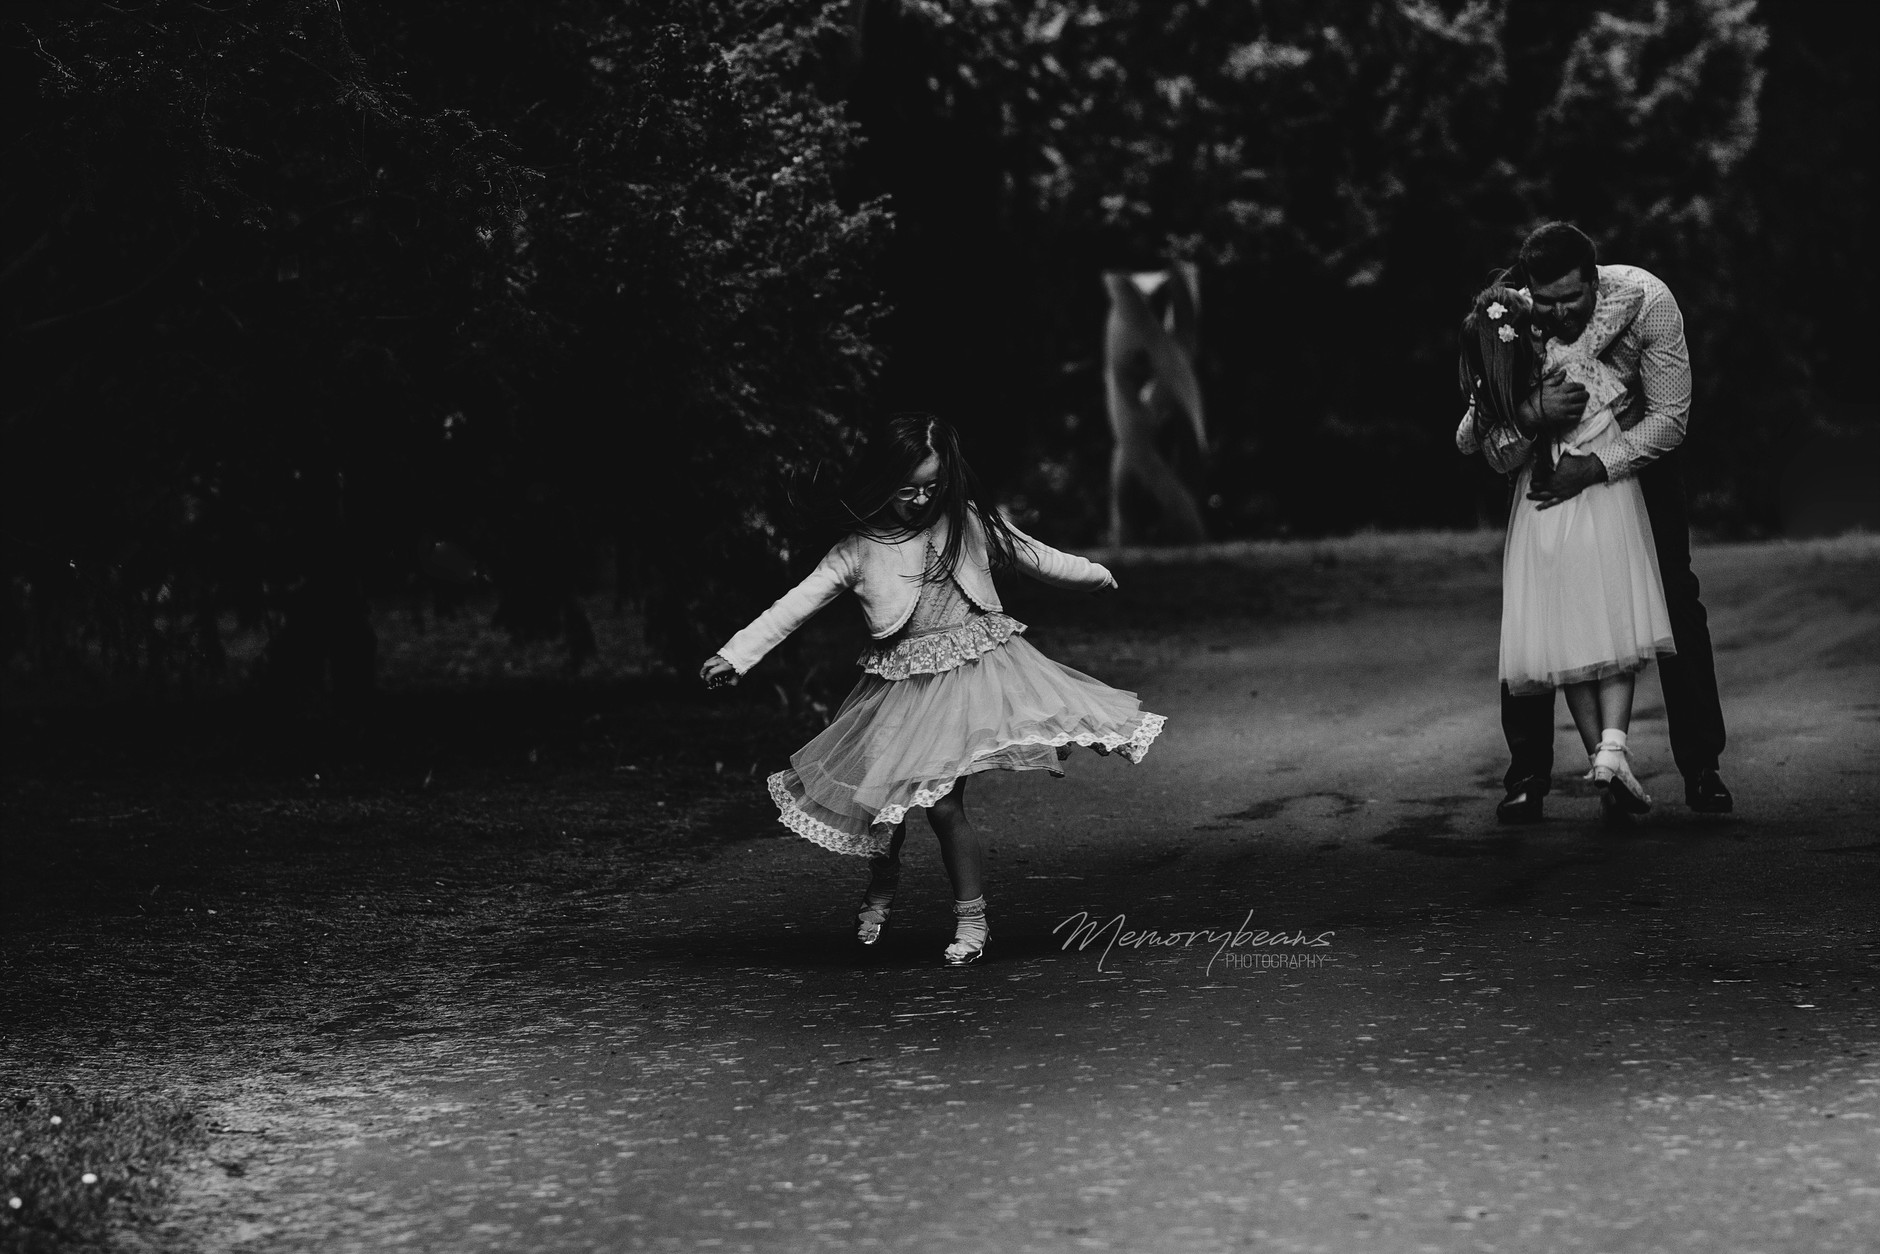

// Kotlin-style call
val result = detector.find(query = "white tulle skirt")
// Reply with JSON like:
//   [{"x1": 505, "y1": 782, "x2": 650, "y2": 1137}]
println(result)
[
  {"x1": 1500, "y1": 430, "x2": 1676, "y2": 696},
  {"x1": 768, "y1": 632, "x2": 1164, "y2": 857}
]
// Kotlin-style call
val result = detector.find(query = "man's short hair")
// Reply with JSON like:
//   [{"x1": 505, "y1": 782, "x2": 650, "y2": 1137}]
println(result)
[{"x1": 1518, "y1": 222, "x2": 1598, "y2": 288}]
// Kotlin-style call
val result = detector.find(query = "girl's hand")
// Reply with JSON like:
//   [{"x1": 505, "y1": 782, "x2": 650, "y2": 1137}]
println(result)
[
  {"x1": 700, "y1": 655, "x2": 739, "y2": 688},
  {"x1": 1096, "y1": 566, "x2": 1120, "y2": 591}
]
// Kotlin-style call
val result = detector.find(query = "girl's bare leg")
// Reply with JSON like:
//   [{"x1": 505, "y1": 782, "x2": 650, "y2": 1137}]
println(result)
[
  {"x1": 1597, "y1": 673, "x2": 1635, "y2": 733},
  {"x1": 926, "y1": 777, "x2": 984, "y2": 901},
  {"x1": 856, "y1": 822, "x2": 906, "y2": 945},
  {"x1": 1563, "y1": 682, "x2": 1602, "y2": 755},
  {"x1": 1564, "y1": 674, "x2": 1637, "y2": 750},
  {"x1": 926, "y1": 778, "x2": 989, "y2": 963},
  {"x1": 878, "y1": 821, "x2": 908, "y2": 866},
  {"x1": 1568, "y1": 673, "x2": 1648, "y2": 813}
]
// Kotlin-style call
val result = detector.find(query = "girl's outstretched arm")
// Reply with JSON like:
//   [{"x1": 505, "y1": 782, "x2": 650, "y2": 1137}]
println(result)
[
  {"x1": 713, "y1": 540, "x2": 861, "y2": 675},
  {"x1": 1007, "y1": 524, "x2": 1118, "y2": 590}
]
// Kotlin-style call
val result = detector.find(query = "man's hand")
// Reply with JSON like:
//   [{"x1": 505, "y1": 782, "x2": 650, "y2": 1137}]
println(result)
[
  {"x1": 1520, "y1": 367, "x2": 1589, "y2": 433},
  {"x1": 700, "y1": 654, "x2": 738, "y2": 688},
  {"x1": 1528, "y1": 452, "x2": 1607, "y2": 510}
]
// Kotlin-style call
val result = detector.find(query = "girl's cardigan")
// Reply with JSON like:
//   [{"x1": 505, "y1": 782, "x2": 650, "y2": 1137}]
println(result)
[{"x1": 717, "y1": 513, "x2": 1113, "y2": 674}]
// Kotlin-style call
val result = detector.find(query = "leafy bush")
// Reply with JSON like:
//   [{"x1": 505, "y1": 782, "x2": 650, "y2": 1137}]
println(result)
[
  {"x1": 2, "y1": 1, "x2": 885, "y2": 685},
  {"x1": 848, "y1": 0, "x2": 1773, "y2": 536}
]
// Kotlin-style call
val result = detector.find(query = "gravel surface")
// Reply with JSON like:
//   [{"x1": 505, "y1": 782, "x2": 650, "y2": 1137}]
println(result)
[{"x1": 5, "y1": 535, "x2": 1876, "y2": 1253}]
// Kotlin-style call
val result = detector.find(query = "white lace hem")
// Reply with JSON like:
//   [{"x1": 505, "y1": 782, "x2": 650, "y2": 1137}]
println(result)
[
  {"x1": 767, "y1": 770, "x2": 891, "y2": 856},
  {"x1": 764, "y1": 711, "x2": 1169, "y2": 856}
]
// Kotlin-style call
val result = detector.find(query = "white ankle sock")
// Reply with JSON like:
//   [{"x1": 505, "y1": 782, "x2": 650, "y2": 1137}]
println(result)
[
  {"x1": 1601, "y1": 728, "x2": 1628, "y2": 751},
  {"x1": 950, "y1": 896, "x2": 988, "y2": 949}
]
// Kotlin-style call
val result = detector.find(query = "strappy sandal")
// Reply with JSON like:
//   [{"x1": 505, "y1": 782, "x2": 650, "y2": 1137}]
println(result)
[
  {"x1": 943, "y1": 896, "x2": 989, "y2": 965},
  {"x1": 856, "y1": 856, "x2": 899, "y2": 946},
  {"x1": 1589, "y1": 741, "x2": 1651, "y2": 815}
]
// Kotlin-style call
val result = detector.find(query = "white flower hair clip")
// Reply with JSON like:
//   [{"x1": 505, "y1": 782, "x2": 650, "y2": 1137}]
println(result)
[
  {"x1": 1497, "y1": 324, "x2": 1517, "y2": 343},
  {"x1": 1486, "y1": 301, "x2": 1507, "y2": 321}
]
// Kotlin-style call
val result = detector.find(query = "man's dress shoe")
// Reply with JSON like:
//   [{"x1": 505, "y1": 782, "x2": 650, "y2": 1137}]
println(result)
[
  {"x1": 1686, "y1": 768, "x2": 1734, "y2": 814},
  {"x1": 1497, "y1": 781, "x2": 1546, "y2": 825}
]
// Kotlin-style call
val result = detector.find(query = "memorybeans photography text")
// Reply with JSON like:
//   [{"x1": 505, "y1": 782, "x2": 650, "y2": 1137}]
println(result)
[{"x1": 1053, "y1": 910, "x2": 1336, "y2": 973}]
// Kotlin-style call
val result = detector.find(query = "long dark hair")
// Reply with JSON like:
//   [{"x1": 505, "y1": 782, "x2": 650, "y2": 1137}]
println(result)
[
  {"x1": 804, "y1": 412, "x2": 1019, "y2": 579},
  {"x1": 1457, "y1": 283, "x2": 1539, "y2": 443}
]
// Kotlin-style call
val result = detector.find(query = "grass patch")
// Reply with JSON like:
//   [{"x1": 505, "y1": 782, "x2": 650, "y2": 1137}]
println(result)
[{"x1": 1, "y1": 1088, "x2": 205, "y2": 1253}]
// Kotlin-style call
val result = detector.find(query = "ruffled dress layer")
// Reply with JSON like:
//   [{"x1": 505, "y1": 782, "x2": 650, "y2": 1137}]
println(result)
[
  {"x1": 1499, "y1": 336, "x2": 1676, "y2": 696},
  {"x1": 768, "y1": 547, "x2": 1165, "y2": 857}
]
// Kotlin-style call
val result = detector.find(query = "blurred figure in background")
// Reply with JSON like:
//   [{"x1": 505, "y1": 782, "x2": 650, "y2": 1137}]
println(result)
[{"x1": 1102, "y1": 264, "x2": 1208, "y2": 546}]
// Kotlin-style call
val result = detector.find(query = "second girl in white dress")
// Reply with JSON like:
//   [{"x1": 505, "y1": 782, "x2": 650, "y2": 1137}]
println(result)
[{"x1": 1459, "y1": 284, "x2": 1675, "y2": 815}]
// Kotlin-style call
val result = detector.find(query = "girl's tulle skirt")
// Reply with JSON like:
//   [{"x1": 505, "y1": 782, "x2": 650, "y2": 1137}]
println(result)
[
  {"x1": 768, "y1": 636, "x2": 1165, "y2": 857},
  {"x1": 1500, "y1": 444, "x2": 1676, "y2": 696}
]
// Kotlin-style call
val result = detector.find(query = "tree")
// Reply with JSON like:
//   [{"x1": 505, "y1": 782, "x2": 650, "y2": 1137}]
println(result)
[
  {"x1": 2, "y1": 1, "x2": 888, "y2": 689},
  {"x1": 844, "y1": 0, "x2": 1769, "y2": 535}
]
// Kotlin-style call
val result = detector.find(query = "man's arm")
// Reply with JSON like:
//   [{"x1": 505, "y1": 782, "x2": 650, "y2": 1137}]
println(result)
[
  {"x1": 1595, "y1": 284, "x2": 1691, "y2": 481},
  {"x1": 1460, "y1": 368, "x2": 1588, "y2": 476}
]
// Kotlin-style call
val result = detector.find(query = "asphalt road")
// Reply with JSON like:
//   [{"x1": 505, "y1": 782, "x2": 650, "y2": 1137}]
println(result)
[{"x1": 91, "y1": 538, "x2": 1880, "y2": 1252}]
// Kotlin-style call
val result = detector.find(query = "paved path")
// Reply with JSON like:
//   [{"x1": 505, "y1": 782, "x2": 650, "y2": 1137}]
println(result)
[{"x1": 153, "y1": 539, "x2": 1880, "y2": 1251}]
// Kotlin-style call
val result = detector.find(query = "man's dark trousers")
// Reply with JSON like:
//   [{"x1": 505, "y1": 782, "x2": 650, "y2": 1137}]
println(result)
[{"x1": 1501, "y1": 452, "x2": 1728, "y2": 792}]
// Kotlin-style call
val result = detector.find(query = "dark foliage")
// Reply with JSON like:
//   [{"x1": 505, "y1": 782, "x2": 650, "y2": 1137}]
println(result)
[
  {"x1": 3, "y1": 1, "x2": 1872, "y2": 692},
  {"x1": 2, "y1": 1, "x2": 885, "y2": 688},
  {"x1": 844, "y1": 0, "x2": 1871, "y2": 540}
]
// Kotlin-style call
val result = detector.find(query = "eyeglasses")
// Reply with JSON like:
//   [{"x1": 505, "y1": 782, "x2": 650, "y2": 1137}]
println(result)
[{"x1": 893, "y1": 481, "x2": 941, "y2": 504}]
